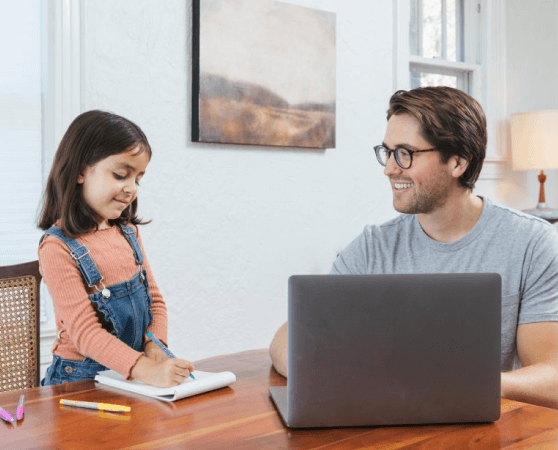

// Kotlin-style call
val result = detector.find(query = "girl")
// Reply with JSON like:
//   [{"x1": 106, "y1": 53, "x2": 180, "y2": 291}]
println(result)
[{"x1": 38, "y1": 110, "x2": 194, "y2": 387}]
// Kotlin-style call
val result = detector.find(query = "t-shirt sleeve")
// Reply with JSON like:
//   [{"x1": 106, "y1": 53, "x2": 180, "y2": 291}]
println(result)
[
  {"x1": 135, "y1": 228, "x2": 168, "y2": 345},
  {"x1": 38, "y1": 235, "x2": 143, "y2": 378},
  {"x1": 330, "y1": 228, "x2": 371, "y2": 275},
  {"x1": 518, "y1": 225, "x2": 558, "y2": 324}
]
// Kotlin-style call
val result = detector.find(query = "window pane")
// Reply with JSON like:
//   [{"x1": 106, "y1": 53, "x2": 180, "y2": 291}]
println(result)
[
  {"x1": 410, "y1": 0, "x2": 464, "y2": 62},
  {"x1": 422, "y1": 0, "x2": 442, "y2": 59},
  {"x1": 410, "y1": 0, "x2": 420, "y2": 55},
  {"x1": 446, "y1": 0, "x2": 457, "y2": 61},
  {"x1": 410, "y1": 71, "x2": 461, "y2": 89},
  {"x1": 0, "y1": 0, "x2": 43, "y2": 266}
]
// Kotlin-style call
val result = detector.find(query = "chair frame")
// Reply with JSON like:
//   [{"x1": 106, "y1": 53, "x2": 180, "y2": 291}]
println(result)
[{"x1": 0, "y1": 260, "x2": 42, "y2": 388}]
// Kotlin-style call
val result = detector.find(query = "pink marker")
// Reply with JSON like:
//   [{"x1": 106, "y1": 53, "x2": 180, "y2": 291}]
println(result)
[
  {"x1": 16, "y1": 395, "x2": 24, "y2": 420},
  {"x1": 0, "y1": 406, "x2": 14, "y2": 424}
]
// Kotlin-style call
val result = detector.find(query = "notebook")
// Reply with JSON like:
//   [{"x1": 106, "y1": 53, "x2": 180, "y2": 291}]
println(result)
[
  {"x1": 269, "y1": 273, "x2": 502, "y2": 428},
  {"x1": 95, "y1": 369, "x2": 236, "y2": 402}
]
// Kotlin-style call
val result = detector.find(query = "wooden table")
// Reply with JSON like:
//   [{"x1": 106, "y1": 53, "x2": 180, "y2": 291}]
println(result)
[{"x1": 2, "y1": 349, "x2": 558, "y2": 449}]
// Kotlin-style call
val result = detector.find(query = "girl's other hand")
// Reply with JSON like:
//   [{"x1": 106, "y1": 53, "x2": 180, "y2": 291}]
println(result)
[{"x1": 131, "y1": 356, "x2": 195, "y2": 387}]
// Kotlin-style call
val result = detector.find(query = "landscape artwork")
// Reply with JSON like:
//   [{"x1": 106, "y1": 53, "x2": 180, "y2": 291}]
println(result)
[{"x1": 192, "y1": 0, "x2": 336, "y2": 148}]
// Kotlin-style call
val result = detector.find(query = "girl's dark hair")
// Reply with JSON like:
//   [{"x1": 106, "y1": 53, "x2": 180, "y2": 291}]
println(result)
[
  {"x1": 38, "y1": 110, "x2": 152, "y2": 237},
  {"x1": 387, "y1": 86, "x2": 487, "y2": 190}
]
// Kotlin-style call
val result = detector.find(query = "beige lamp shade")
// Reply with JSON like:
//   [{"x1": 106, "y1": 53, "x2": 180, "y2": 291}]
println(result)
[{"x1": 510, "y1": 110, "x2": 558, "y2": 171}]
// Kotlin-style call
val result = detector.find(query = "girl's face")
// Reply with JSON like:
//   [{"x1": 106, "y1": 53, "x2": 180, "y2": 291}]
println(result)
[{"x1": 77, "y1": 146, "x2": 150, "y2": 229}]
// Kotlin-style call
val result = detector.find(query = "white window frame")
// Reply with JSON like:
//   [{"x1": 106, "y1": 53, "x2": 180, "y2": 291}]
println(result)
[
  {"x1": 40, "y1": 0, "x2": 85, "y2": 375},
  {"x1": 393, "y1": 0, "x2": 508, "y2": 180}
]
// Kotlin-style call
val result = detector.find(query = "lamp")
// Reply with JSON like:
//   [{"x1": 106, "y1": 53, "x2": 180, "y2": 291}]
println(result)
[{"x1": 510, "y1": 110, "x2": 558, "y2": 223}]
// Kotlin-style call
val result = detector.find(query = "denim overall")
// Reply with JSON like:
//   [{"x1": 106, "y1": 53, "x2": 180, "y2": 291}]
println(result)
[{"x1": 41, "y1": 224, "x2": 153, "y2": 385}]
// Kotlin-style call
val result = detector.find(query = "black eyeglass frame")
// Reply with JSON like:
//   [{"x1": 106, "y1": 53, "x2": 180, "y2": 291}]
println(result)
[{"x1": 374, "y1": 145, "x2": 437, "y2": 169}]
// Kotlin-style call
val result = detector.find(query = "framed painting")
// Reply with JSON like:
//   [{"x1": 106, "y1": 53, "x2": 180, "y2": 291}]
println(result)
[{"x1": 192, "y1": 0, "x2": 336, "y2": 149}]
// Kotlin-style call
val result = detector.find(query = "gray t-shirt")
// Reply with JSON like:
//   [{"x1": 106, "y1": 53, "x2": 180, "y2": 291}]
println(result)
[{"x1": 331, "y1": 197, "x2": 558, "y2": 371}]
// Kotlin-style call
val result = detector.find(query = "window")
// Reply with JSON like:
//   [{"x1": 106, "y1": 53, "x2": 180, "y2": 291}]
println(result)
[
  {"x1": 0, "y1": 0, "x2": 84, "y2": 376},
  {"x1": 0, "y1": 1, "x2": 43, "y2": 270},
  {"x1": 409, "y1": 0, "x2": 481, "y2": 96},
  {"x1": 395, "y1": 0, "x2": 508, "y2": 176}
]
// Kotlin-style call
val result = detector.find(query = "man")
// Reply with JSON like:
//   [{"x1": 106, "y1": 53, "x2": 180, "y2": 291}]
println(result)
[{"x1": 269, "y1": 86, "x2": 558, "y2": 410}]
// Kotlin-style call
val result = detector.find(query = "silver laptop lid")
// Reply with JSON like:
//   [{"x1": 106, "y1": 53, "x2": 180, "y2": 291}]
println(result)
[{"x1": 286, "y1": 273, "x2": 501, "y2": 428}]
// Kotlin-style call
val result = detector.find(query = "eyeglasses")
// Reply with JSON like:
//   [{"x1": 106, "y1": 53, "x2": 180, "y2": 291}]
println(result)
[{"x1": 374, "y1": 145, "x2": 437, "y2": 169}]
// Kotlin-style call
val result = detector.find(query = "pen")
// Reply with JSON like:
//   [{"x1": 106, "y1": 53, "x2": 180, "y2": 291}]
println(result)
[
  {"x1": 147, "y1": 331, "x2": 195, "y2": 379},
  {"x1": 0, "y1": 406, "x2": 14, "y2": 423},
  {"x1": 60, "y1": 399, "x2": 131, "y2": 412},
  {"x1": 16, "y1": 395, "x2": 24, "y2": 420}
]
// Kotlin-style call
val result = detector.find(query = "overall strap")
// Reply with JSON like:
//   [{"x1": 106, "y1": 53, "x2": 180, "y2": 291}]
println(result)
[
  {"x1": 117, "y1": 224, "x2": 144, "y2": 266},
  {"x1": 41, "y1": 226, "x2": 103, "y2": 288}
]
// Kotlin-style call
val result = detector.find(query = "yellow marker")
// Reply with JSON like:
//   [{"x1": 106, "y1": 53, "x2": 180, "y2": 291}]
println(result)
[{"x1": 60, "y1": 399, "x2": 131, "y2": 412}]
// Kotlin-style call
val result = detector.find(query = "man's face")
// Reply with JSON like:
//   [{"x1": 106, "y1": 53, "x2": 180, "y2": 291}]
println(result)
[{"x1": 382, "y1": 113, "x2": 457, "y2": 215}]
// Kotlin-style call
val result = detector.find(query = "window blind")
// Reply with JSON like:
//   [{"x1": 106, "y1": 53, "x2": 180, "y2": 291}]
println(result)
[{"x1": 0, "y1": 1, "x2": 46, "y2": 322}]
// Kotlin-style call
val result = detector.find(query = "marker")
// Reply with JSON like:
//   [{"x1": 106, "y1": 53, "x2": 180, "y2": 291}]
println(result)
[
  {"x1": 60, "y1": 399, "x2": 131, "y2": 413},
  {"x1": 0, "y1": 406, "x2": 14, "y2": 423},
  {"x1": 16, "y1": 395, "x2": 24, "y2": 420},
  {"x1": 147, "y1": 331, "x2": 195, "y2": 379}
]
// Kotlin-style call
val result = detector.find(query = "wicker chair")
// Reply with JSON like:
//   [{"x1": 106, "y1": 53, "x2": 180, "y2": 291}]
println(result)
[{"x1": 0, "y1": 261, "x2": 41, "y2": 392}]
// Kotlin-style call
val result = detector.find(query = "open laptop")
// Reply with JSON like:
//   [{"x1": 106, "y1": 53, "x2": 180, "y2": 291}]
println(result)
[{"x1": 269, "y1": 274, "x2": 501, "y2": 428}]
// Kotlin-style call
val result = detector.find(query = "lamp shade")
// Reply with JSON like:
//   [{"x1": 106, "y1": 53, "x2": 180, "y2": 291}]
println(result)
[{"x1": 510, "y1": 110, "x2": 558, "y2": 171}]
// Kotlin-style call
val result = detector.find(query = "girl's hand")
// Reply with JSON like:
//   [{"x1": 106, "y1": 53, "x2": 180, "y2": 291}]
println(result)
[
  {"x1": 131, "y1": 356, "x2": 195, "y2": 387},
  {"x1": 143, "y1": 340, "x2": 169, "y2": 362}
]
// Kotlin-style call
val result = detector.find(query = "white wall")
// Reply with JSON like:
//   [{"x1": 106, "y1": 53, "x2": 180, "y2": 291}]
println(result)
[
  {"x1": 494, "y1": 0, "x2": 558, "y2": 210},
  {"x1": 73, "y1": 0, "x2": 557, "y2": 363},
  {"x1": 83, "y1": 0, "x2": 394, "y2": 361}
]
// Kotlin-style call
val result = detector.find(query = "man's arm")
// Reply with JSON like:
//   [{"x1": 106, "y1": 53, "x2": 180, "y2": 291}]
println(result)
[
  {"x1": 501, "y1": 322, "x2": 558, "y2": 409},
  {"x1": 269, "y1": 322, "x2": 288, "y2": 377}
]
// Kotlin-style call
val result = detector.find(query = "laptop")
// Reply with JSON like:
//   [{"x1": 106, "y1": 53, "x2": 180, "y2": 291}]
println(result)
[{"x1": 269, "y1": 274, "x2": 502, "y2": 428}]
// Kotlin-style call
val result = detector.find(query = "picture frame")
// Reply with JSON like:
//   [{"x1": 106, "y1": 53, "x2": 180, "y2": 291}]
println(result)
[{"x1": 192, "y1": 0, "x2": 336, "y2": 149}]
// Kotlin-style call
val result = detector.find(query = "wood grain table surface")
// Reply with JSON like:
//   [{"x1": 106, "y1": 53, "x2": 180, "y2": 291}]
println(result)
[{"x1": 1, "y1": 349, "x2": 558, "y2": 449}]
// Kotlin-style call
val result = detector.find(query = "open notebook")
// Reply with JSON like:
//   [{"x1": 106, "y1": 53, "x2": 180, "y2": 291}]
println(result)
[{"x1": 95, "y1": 369, "x2": 236, "y2": 402}]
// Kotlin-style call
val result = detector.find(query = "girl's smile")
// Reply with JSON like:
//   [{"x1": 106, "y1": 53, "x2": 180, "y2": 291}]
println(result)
[{"x1": 77, "y1": 146, "x2": 150, "y2": 229}]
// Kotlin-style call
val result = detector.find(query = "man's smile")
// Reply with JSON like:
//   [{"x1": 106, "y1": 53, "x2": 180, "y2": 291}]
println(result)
[{"x1": 393, "y1": 182, "x2": 413, "y2": 190}]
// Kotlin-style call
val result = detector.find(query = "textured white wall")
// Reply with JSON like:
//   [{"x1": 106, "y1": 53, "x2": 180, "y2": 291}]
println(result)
[
  {"x1": 81, "y1": 0, "x2": 558, "y2": 363},
  {"x1": 83, "y1": 0, "x2": 395, "y2": 361},
  {"x1": 500, "y1": 0, "x2": 558, "y2": 210}
]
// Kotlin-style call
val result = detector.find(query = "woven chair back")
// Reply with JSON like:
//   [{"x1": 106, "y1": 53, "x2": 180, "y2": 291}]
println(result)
[{"x1": 0, "y1": 261, "x2": 41, "y2": 392}]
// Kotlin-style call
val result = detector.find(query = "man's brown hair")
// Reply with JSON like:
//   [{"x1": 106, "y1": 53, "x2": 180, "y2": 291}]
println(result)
[{"x1": 387, "y1": 86, "x2": 487, "y2": 190}]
